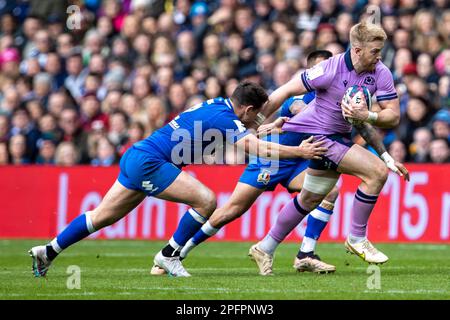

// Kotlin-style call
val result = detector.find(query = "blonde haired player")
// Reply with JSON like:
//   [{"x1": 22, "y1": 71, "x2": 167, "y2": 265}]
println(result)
[{"x1": 248, "y1": 22, "x2": 409, "y2": 275}]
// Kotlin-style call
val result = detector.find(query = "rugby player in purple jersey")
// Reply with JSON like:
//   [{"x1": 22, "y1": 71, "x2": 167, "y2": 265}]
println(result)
[{"x1": 249, "y1": 22, "x2": 410, "y2": 275}]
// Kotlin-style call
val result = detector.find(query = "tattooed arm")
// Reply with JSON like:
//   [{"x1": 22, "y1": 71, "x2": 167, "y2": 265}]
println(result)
[
  {"x1": 354, "y1": 122, "x2": 387, "y2": 155},
  {"x1": 354, "y1": 122, "x2": 410, "y2": 181}
]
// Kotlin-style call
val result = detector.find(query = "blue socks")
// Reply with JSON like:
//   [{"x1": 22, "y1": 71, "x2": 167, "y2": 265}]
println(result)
[
  {"x1": 163, "y1": 208, "x2": 207, "y2": 257},
  {"x1": 47, "y1": 212, "x2": 96, "y2": 260},
  {"x1": 300, "y1": 206, "x2": 333, "y2": 254},
  {"x1": 304, "y1": 206, "x2": 333, "y2": 241}
]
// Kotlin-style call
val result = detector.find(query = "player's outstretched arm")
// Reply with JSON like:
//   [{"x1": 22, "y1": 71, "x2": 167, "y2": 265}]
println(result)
[
  {"x1": 354, "y1": 122, "x2": 409, "y2": 181},
  {"x1": 260, "y1": 77, "x2": 308, "y2": 120},
  {"x1": 235, "y1": 134, "x2": 327, "y2": 160},
  {"x1": 256, "y1": 117, "x2": 290, "y2": 137}
]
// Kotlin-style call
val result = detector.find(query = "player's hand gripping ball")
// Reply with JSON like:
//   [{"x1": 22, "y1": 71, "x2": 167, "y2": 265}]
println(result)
[{"x1": 341, "y1": 85, "x2": 372, "y2": 125}]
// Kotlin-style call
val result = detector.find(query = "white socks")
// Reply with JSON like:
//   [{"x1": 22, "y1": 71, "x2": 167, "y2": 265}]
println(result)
[{"x1": 258, "y1": 234, "x2": 280, "y2": 256}]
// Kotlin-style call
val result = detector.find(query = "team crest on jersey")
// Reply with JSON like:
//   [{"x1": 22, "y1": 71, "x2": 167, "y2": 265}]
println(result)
[
  {"x1": 257, "y1": 169, "x2": 271, "y2": 185},
  {"x1": 364, "y1": 76, "x2": 375, "y2": 86}
]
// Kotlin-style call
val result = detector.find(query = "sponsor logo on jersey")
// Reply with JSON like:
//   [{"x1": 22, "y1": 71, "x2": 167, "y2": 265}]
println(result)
[
  {"x1": 306, "y1": 65, "x2": 324, "y2": 81},
  {"x1": 142, "y1": 181, "x2": 159, "y2": 193}
]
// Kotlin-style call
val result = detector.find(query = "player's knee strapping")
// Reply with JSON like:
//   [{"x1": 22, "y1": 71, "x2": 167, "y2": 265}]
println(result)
[{"x1": 302, "y1": 174, "x2": 338, "y2": 195}]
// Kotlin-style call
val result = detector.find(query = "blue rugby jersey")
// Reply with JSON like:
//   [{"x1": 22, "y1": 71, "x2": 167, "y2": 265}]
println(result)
[{"x1": 133, "y1": 97, "x2": 250, "y2": 167}]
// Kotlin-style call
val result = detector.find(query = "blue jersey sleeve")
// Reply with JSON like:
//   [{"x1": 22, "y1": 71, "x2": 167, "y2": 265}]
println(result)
[
  {"x1": 280, "y1": 92, "x2": 316, "y2": 117},
  {"x1": 280, "y1": 97, "x2": 295, "y2": 117},
  {"x1": 302, "y1": 91, "x2": 315, "y2": 104}
]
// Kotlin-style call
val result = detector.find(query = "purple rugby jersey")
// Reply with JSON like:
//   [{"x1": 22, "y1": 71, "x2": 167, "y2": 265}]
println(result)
[{"x1": 282, "y1": 50, "x2": 398, "y2": 135}]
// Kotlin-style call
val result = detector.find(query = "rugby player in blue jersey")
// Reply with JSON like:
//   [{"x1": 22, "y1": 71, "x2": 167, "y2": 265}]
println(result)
[
  {"x1": 29, "y1": 82, "x2": 327, "y2": 277},
  {"x1": 163, "y1": 51, "x2": 340, "y2": 275}
]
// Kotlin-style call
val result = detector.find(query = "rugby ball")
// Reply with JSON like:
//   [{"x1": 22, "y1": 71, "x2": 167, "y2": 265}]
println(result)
[{"x1": 341, "y1": 85, "x2": 372, "y2": 125}]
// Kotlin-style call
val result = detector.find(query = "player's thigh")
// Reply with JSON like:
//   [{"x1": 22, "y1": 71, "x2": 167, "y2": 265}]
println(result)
[
  {"x1": 286, "y1": 160, "x2": 310, "y2": 192},
  {"x1": 287, "y1": 170, "x2": 305, "y2": 192},
  {"x1": 337, "y1": 144, "x2": 387, "y2": 182},
  {"x1": 155, "y1": 171, "x2": 216, "y2": 215},
  {"x1": 92, "y1": 180, "x2": 147, "y2": 227}
]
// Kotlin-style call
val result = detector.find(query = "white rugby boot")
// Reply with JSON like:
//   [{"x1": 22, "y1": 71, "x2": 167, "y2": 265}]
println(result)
[
  {"x1": 153, "y1": 251, "x2": 191, "y2": 277},
  {"x1": 344, "y1": 237, "x2": 389, "y2": 264},
  {"x1": 29, "y1": 245, "x2": 52, "y2": 277},
  {"x1": 293, "y1": 254, "x2": 336, "y2": 274},
  {"x1": 248, "y1": 243, "x2": 274, "y2": 276}
]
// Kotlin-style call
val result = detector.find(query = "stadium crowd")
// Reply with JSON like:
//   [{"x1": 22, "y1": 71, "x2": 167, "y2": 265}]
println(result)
[{"x1": 0, "y1": 0, "x2": 448, "y2": 166}]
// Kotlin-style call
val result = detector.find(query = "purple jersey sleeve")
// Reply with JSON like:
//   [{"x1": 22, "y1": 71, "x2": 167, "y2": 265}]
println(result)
[
  {"x1": 300, "y1": 58, "x2": 337, "y2": 92},
  {"x1": 375, "y1": 66, "x2": 398, "y2": 102}
]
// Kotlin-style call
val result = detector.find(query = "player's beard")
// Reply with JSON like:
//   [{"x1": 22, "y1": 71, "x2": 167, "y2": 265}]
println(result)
[{"x1": 367, "y1": 62, "x2": 377, "y2": 71}]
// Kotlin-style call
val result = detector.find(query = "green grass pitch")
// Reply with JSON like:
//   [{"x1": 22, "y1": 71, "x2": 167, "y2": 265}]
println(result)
[{"x1": 1, "y1": 240, "x2": 449, "y2": 300}]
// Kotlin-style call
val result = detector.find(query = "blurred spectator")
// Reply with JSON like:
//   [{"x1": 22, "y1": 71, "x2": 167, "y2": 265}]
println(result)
[
  {"x1": 182, "y1": 76, "x2": 200, "y2": 97},
  {"x1": 10, "y1": 108, "x2": 40, "y2": 161},
  {"x1": 397, "y1": 97, "x2": 433, "y2": 146},
  {"x1": 202, "y1": 33, "x2": 223, "y2": 73},
  {"x1": 55, "y1": 141, "x2": 79, "y2": 166},
  {"x1": 438, "y1": 75, "x2": 449, "y2": 108},
  {"x1": 56, "y1": 33, "x2": 75, "y2": 58},
  {"x1": 102, "y1": 89, "x2": 123, "y2": 114},
  {"x1": 58, "y1": 108, "x2": 89, "y2": 163},
  {"x1": 0, "y1": 114, "x2": 10, "y2": 143},
  {"x1": 131, "y1": 75, "x2": 152, "y2": 102},
  {"x1": 38, "y1": 113, "x2": 62, "y2": 144},
  {"x1": 79, "y1": 92, "x2": 109, "y2": 132},
  {"x1": 44, "y1": 52, "x2": 65, "y2": 89},
  {"x1": 0, "y1": 47, "x2": 21, "y2": 79},
  {"x1": 234, "y1": 5, "x2": 257, "y2": 49},
  {"x1": 108, "y1": 111, "x2": 129, "y2": 147},
  {"x1": 118, "y1": 121, "x2": 145, "y2": 156},
  {"x1": 417, "y1": 53, "x2": 440, "y2": 86},
  {"x1": 410, "y1": 127, "x2": 432, "y2": 163},
  {"x1": 132, "y1": 33, "x2": 152, "y2": 61},
  {"x1": 142, "y1": 96, "x2": 166, "y2": 134},
  {"x1": 31, "y1": 72, "x2": 53, "y2": 106},
  {"x1": 174, "y1": 30, "x2": 196, "y2": 80},
  {"x1": 0, "y1": 85, "x2": 21, "y2": 115},
  {"x1": 35, "y1": 138, "x2": 56, "y2": 165},
  {"x1": 64, "y1": 50, "x2": 89, "y2": 101},
  {"x1": 25, "y1": 99, "x2": 44, "y2": 124},
  {"x1": 389, "y1": 140, "x2": 408, "y2": 163},
  {"x1": 168, "y1": 83, "x2": 188, "y2": 117},
  {"x1": 431, "y1": 110, "x2": 450, "y2": 142},
  {"x1": 47, "y1": 90, "x2": 73, "y2": 118},
  {"x1": 121, "y1": 93, "x2": 141, "y2": 122},
  {"x1": 155, "y1": 67, "x2": 174, "y2": 96},
  {"x1": 91, "y1": 137, "x2": 118, "y2": 166},
  {"x1": 9, "y1": 134, "x2": 30, "y2": 164},
  {"x1": 0, "y1": 141, "x2": 8, "y2": 165},
  {"x1": 315, "y1": 23, "x2": 337, "y2": 49},
  {"x1": 294, "y1": 0, "x2": 321, "y2": 31},
  {"x1": 204, "y1": 77, "x2": 222, "y2": 99},
  {"x1": 429, "y1": 138, "x2": 449, "y2": 163}
]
